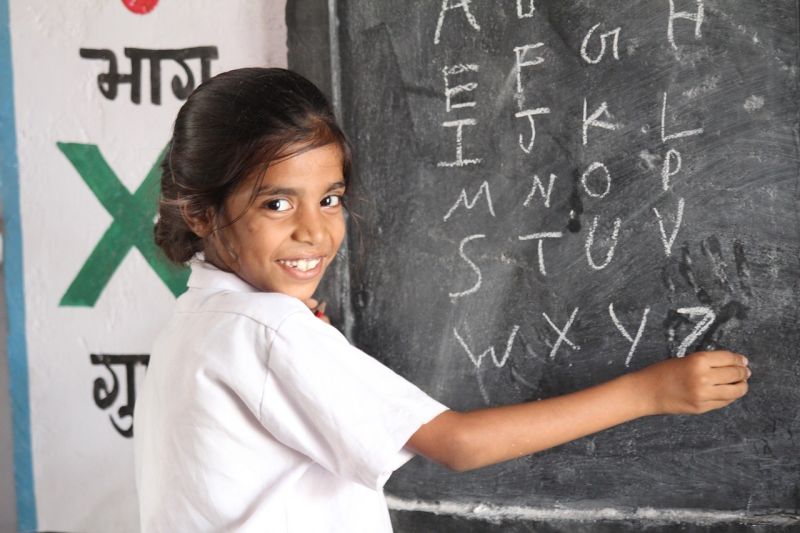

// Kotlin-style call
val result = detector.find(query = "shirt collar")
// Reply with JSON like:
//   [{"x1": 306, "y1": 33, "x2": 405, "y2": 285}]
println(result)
[{"x1": 186, "y1": 254, "x2": 259, "y2": 293}]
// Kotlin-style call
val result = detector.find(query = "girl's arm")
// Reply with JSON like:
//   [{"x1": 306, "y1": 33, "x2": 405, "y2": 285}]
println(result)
[{"x1": 406, "y1": 350, "x2": 750, "y2": 472}]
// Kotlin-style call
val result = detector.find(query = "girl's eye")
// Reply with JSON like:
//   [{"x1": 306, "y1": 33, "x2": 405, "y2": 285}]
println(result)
[
  {"x1": 265, "y1": 199, "x2": 291, "y2": 212},
  {"x1": 321, "y1": 195, "x2": 343, "y2": 208}
]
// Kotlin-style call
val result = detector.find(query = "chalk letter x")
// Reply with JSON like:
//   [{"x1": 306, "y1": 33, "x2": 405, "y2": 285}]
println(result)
[{"x1": 543, "y1": 307, "x2": 581, "y2": 358}]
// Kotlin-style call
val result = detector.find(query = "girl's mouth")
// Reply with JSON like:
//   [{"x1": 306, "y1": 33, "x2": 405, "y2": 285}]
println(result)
[{"x1": 276, "y1": 257, "x2": 324, "y2": 279}]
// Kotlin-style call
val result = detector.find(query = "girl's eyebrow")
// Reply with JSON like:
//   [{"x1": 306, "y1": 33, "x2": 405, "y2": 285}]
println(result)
[
  {"x1": 256, "y1": 185, "x2": 297, "y2": 197},
  {"x1": 256, "y1": 181, "x2": 346, "y2": 197}
]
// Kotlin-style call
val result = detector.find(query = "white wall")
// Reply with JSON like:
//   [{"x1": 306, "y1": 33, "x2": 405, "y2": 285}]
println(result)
[{"x1": 3, "y1": 1, "x2": 287, "y2": 530}]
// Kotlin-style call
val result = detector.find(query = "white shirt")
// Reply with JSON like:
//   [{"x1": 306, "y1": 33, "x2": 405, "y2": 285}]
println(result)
[{"x1": 134, "y1": 259, "x2": 447, "y2": 532}]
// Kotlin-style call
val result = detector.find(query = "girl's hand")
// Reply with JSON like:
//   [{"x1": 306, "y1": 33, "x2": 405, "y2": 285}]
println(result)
[
  {"x1": 635, "y1": 351, "x2": 750, "y2": 416},
  {"x1": 304, "y1": 298, "x2": 330, "y2": 324}
]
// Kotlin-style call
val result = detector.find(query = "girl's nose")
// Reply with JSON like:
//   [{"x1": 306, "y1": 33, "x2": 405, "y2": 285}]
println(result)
[{"x1": 292, "y1": 205, "x2": 326, "y2": 245}]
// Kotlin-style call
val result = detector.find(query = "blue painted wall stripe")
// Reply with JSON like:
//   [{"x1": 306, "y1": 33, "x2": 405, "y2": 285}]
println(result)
[{"x1": 0, "y1": 0, "x2": 37, "y2": 530}]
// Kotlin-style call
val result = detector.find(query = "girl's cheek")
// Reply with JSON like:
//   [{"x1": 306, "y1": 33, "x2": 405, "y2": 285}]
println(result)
[
  {"x1": 333, "y1": 216, "x2": 346, "y2": 242},
  {"x1": 245, "y1": 218, "x2": 261, "y2": 235}
]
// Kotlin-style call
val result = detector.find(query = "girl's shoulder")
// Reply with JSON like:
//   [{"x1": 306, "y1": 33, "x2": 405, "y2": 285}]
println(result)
[{"x1": 177, "y1": 288, "x2": 311, "y2": 332}]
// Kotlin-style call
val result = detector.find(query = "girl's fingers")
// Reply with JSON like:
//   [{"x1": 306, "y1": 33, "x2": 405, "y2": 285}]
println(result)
[
  {"x1": 708, "y1": 381, "x2": 749, "y2": 402},
  {"x1": 305, "y1": 298, "x2": 319, "y2": 309},
  {"x1": 704, "y1": 350, "x2": 748, "y2": 368},
  {"x1": 711, "y1": 365, "x2": 751, "y2": 385}
]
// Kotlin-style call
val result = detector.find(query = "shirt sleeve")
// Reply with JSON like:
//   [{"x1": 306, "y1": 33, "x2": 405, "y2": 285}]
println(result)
[{"x1": 258, "y1": 310, "x2": 448, "y2": 490}]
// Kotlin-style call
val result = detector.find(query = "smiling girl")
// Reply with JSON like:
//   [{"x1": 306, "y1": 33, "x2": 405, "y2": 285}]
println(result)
[{"x1": 133, "y1": 68, "x2": 750, "y2": 533}]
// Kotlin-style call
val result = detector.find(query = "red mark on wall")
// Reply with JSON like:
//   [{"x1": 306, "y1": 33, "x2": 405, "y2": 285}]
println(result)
[{"x1": 122, "y1": 0, "x2": 159, "y2": 15}]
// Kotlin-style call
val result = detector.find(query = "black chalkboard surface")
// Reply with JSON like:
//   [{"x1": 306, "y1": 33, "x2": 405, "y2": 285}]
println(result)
[{"x1": 333, "y1": 0, "x2": 799, "y2": 529}]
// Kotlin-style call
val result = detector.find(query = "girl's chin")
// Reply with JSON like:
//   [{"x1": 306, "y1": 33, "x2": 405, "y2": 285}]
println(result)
[
  {"x1": 259, "y1": 280, "x2": 319, "y2": 297},
  {"x1": 260, "y1": 273, "x2": 325, "y2": 301}
]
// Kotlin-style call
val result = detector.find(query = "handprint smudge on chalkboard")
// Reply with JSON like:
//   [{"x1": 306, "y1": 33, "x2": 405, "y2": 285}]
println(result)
[{"x1": 662, "y1": 236, "x2": 752, "y2": 357}]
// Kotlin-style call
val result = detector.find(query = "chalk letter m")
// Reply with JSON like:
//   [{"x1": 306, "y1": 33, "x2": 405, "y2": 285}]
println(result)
[{"x1": 57, "y1": 143, "x2": 189, "y2": 307}]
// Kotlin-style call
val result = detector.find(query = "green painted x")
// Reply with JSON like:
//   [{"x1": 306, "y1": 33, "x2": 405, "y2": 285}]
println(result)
[{"x1": 57, "y1": 143, "x2": 189, "y2": 307}]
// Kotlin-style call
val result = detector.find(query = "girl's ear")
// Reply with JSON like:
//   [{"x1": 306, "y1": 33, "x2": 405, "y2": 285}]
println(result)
[{"x1": 180, "y1": 203, "x2": 214, "y2": 238}]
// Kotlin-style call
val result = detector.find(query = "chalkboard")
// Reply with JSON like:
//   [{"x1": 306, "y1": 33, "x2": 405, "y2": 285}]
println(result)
[{"x1": 332, "y1": 0, "x2": 800, "y2": 529}]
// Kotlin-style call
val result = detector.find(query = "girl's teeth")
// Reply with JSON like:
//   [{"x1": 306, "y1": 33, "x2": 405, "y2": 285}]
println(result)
[{"x1": 280, "y1": 258, "x2": 321, "y2": 272}]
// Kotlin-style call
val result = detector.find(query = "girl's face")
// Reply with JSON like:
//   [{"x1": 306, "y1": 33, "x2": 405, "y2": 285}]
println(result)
[{"x1": 207, "y1": 143, "x2": 346, "y2": 301}]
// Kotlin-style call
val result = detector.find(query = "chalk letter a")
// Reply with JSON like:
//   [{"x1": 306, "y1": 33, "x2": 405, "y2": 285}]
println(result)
[{"x1": 435, "y1": 0, "x2": 481, "y2": 45}]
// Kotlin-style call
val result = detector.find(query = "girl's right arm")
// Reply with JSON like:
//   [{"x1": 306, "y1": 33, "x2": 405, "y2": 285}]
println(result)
[{"x1": 406, "y1": 350, "x2": 750, "y2": 472}]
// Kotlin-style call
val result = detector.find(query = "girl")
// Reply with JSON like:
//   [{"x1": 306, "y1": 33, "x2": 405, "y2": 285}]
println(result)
[{"x1": 133, "y1": 68, "x2": 750, "y2": 532}]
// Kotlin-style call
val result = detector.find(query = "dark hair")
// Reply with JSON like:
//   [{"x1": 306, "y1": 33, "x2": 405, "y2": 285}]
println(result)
[{"x1": 154, "y1": 67, "x2": 352, "y2": 264}]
